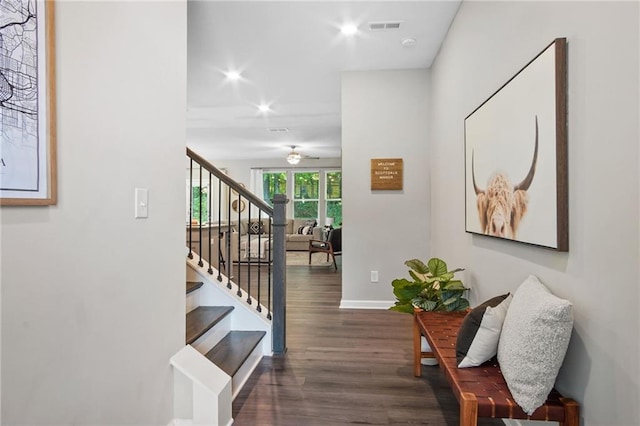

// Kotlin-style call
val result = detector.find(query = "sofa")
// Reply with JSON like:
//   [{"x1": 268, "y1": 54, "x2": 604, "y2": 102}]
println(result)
[{"x1": 229, "y1": 218, "x2": 322, "y2": 263}]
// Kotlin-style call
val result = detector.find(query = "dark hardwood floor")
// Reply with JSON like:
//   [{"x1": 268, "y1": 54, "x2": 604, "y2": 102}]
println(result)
[{"x1": 231, "y1": 258, "x2": 504, "y2": 426}]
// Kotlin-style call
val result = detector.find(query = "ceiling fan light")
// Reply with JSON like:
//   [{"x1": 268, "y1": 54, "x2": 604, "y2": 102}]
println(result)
[
  {"x1": 287, "y1": 151, "x2": 301, "y2": 165},
  {"x1": 286, "y1": 146, "x2": 302, "y2": 164}
]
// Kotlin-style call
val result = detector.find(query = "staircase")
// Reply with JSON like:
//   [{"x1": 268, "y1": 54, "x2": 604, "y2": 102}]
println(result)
[
  {"x1": 184, "y1": 147, "x2": 286, "y2": 354},
  {"x1": 170, "y1": 148, "x2": 287, "y2": 425},
  {"x1": 170, "y1": 255, "x2": 272, "y2": 425},
  {"x1": 185, "y1": 279, "x2": 267, "y2": 398}
]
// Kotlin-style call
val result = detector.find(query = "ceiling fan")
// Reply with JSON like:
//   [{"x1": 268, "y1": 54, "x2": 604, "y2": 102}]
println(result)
[{"x1": 286, "y1": 145, "x2": 320, "y2": 164}]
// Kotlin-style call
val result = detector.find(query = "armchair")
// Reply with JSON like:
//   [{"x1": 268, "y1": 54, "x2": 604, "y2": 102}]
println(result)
[{"x1": 308, "y1": 227, "x2": 341, "y2": 270}]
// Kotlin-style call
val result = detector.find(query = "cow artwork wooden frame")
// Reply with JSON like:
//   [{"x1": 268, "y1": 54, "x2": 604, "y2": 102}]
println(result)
[{"x1": 464, "y1": 38, "x2": 568, "y2": 251}]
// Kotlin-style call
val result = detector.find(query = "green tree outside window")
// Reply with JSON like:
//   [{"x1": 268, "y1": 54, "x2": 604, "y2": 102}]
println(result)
[
  {"x1": 263, "y1": 172, "x2": 287, "y2": 207},
  {"x1": 294, "y1": 172, "x2": 319, "y2": 219},
  {"x1": 326, "y1": 171, "x2": 342, "y2": 225},
  {"x1": 191, "y1": 186, "x2": 208, "y2": 223}
]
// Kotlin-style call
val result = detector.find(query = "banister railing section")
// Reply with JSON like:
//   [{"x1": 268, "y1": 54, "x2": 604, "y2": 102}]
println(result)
[{"x1": 186, "y1": 147, "x2": 287, "y2": 354}]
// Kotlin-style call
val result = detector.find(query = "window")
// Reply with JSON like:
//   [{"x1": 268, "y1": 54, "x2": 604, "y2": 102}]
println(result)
[
  {"x1": 186, "y1": 167, "x2": 229, "y2": 224},
  {"x1": 190, "y1": 185, "x2": 208, "y2": 223},
  {"x1": 256, "y1": 168, "x2": 341, "y2": 223},
  {"x1": 325, "y1": 171, "x2": 342, "y2": 226},
  {"x1": 293, "y1": 171, "x2": 319, "y2": 219},
  {"x1": 262, "y1": 171, "x2": 287, "y2": 207}
]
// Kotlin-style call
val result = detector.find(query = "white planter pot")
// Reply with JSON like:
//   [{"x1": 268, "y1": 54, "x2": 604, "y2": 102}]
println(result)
[{"x1": 420, "y1": 336, "x2": 439, "y2": 366}]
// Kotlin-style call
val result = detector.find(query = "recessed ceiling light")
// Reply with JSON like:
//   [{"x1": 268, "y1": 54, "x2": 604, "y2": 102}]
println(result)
[
  {"x1": 340, "y1": 24, "x2": 358, "y2": 36},
  {"x1": 258, "y1": 104, "x2": 271, "y2": 113},
  {"x1": 225, "y1": 71, "x2": 241, "y2": 80}
]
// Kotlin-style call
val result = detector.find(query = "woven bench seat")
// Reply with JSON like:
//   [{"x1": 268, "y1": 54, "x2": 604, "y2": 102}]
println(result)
[{"x1": 413, "y1": 311, "x2": 579, "y2": 426}]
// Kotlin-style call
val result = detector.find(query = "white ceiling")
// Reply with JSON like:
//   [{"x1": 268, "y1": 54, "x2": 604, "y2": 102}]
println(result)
[{"x1": 187, "y1": 1, "x2": 461, "y2": 161}]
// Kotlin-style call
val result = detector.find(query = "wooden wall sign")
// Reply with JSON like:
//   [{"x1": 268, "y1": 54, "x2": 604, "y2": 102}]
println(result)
[{"x1": 371, "y1": 158, "x2": 403, "y2": 190}]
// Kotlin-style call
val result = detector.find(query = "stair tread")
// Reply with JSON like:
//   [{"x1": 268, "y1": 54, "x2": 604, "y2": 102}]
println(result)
[
  {"x1": 186, "y1": 306, "x2": 234, "y2": 345},
  {"x1": 186, "y1": 281, "x2": 204, "y2": 294},
  {"x1": 205, "y1": 330, "x2": 266, "y2": 377}
]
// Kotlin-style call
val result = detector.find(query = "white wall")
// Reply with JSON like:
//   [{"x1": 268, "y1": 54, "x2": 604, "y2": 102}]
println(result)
[
  {"x1": 429, "y1": 1, "x2": 639, "y2": 425},
  {"x1": 1, "y1": 2, "x2": 187, "y2": 424},
  {"x1": 341, "y1": 70, "x2": 430, "y2": 308}
]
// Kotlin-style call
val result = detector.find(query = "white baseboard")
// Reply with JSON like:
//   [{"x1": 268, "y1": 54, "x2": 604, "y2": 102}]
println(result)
[
  {"x1": 168, "y1": 419, "x2": 233, "y2": 426},
  {"x1": 339, "y1": 299, "x2": 394, "y2": 309},
  {"x1": 168, "y1": 419, "x2": 192, "y2": 426}
]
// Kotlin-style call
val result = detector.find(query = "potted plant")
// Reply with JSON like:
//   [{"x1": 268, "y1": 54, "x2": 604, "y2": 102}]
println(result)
[
  {"x1": 390, "y1": 257, "x2": 469, "y2": 366},
  {"x1": 389, "y1": 257, "x2": 469, "y2": 314}
]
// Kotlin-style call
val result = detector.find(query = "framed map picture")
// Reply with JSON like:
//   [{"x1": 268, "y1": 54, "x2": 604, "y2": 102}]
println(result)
[{"x1": 1, "y1": 0, "x2": 57, "y2": 205}]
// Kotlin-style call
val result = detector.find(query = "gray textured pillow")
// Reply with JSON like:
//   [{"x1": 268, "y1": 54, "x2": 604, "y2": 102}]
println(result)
[{"x1": 497, "y1": 275, "x2": 573, "y2": 415}]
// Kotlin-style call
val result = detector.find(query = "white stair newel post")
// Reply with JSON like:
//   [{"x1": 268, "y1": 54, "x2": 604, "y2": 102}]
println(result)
[{"x1": 170, "y1": 345, "x2": 233, "y2": 426}]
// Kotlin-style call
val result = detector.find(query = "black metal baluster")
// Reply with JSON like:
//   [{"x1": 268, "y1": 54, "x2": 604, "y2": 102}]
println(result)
[
  {"x1": 236, "y1": 192, "x2": 242, "y2": 298},
  {"x1": 207, "y1": 172, "x2": 213, "y2": 275},
  {"x1": 188, "y1": 159, "x2": 194, "y2": 259},
  {"x1": 267, "y1": 215, "x2": 272, "y2": 319},
  {"x1": 256, "y1": 209, "x2": 264, "y2": 313},
  {"x1": 198, "y1": 166, "x2": 204, "y2": 267},
  {"x1": 246, "y1": 202, "x2": 252, "y2": 305},
  {"x1": 227, "y1": 183, "x2": 232, "y2": 289},
  {"x1": 217, "y1": 177, "x2": 223, "y2": 282}
]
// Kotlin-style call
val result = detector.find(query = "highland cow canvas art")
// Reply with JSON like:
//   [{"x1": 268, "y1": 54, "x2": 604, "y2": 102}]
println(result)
[{"x1": 464, "y1": 38, "x2": 568, "y2": 251}]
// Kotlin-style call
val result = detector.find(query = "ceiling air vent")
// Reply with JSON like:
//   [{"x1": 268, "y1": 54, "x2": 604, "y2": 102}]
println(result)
[
  {"x1": 368, "y1": 21, "x2": 402, "y2": 31},
  {"x1": 267, "y1": 128, "x2": 289, "y2": 133}
]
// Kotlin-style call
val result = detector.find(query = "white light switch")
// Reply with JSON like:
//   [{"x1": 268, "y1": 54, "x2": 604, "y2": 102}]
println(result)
[
  {"x1": 371, "y1": 270, "x2": 379, "y2": 283},
  {"x1": 135, "y1": 188, "x2": 149, "y2": 218}
]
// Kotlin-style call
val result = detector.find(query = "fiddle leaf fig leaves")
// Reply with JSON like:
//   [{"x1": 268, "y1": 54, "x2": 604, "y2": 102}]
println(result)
[
  {"x1": 405, "y1": 259, "x2": 429, "y2": 275},
  {"x1": 427, "y1": 258, "x2": 448, "y2": 277},
  {"x1": 389, "y1": 257, "x2": 469, "y2": 315}
]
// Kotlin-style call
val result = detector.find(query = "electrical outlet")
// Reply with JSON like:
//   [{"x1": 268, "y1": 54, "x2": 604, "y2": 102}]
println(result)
[{"x1": 371, "y1": 270, "x2": 379, "y2": 283}]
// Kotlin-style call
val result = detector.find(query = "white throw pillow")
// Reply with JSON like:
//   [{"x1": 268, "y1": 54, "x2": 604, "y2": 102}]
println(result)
[
  {"x1": 457, "y1": 294, "x2": 512, "y2": 368},
  {"x1": 497, "y1": 275, "x2": 573, "y2": 415}
]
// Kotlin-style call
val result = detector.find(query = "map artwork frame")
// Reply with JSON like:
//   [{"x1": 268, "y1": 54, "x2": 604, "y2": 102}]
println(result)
[{"x1": 1, "y1": 0, "x2": 57, "y2": 205}]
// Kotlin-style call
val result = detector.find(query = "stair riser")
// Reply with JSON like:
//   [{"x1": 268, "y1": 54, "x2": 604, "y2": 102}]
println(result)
[
  {"x1": 186, "y1": 289, "x2": 200, "y2": 313},
  {"x1": 191, "y1": 314, "x2": 232, "y2": 354},
  {"x1": 231, "y1": 339, "x2": 264, "y2": 400}
]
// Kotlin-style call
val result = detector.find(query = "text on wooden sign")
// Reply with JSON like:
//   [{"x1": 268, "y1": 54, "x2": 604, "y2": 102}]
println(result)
[{"x1": 371, "y1": 158, "x2": 403, "y2": 190}]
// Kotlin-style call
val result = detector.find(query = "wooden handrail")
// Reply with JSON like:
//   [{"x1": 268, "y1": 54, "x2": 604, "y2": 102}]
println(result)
[{"x1": 186, "y1": 147, "x2": 273, "y2": 215}]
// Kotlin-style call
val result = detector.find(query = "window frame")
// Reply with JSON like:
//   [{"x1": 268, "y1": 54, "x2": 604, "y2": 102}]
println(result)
[
  {"x1": 256, "y1": 167, "x2": 342, "y2": 224},
  {"x1": 292, "y1": 171, "x2": 320, "y2": 220},
  {"x1": 324, "y1": 169, "x2": 342, "y2": 226}
]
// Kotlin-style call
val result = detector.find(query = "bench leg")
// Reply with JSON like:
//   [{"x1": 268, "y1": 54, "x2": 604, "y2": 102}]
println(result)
[
  {"x1": 460, "y1": 392, "x2": 478, "y2": 426},
  {"x1": 413, "y1": 312, "x2": 422, "y2": 377},
  {"x1": 559, "y1": 397, "x2": 580, "y2": 426}
]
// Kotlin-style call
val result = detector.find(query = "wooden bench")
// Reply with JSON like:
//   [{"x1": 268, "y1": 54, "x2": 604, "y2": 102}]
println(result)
[{"x1": 414, "y1": 310, "x2": 579, "y2": 426}]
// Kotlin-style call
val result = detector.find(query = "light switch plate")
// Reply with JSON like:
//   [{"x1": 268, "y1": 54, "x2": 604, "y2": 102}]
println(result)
[{"x1": 135, "y1": 188, "x2": 148, "y2": 218}]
